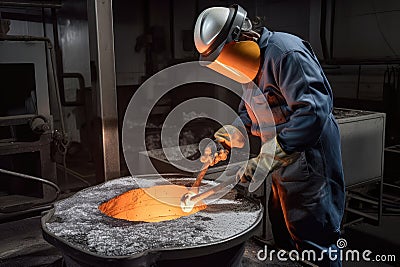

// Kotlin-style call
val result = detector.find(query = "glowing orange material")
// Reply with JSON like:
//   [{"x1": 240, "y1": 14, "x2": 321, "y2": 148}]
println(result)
[{"x1": 99, "y1": 185, "x2": 206, "y2": 222}]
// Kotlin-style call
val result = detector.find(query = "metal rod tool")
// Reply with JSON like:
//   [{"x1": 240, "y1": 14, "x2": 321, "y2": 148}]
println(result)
[
  {"x1": 188, "y1": 162, "x2": 210, "y2": 194},
  {"x1": 181, "y1": 171, "x2": 240, "y2": 213}
]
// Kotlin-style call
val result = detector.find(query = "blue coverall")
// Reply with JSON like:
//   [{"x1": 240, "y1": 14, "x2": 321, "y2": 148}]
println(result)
[{"x1": 234, "y1": 28, "x2": 345, "y2": 266}]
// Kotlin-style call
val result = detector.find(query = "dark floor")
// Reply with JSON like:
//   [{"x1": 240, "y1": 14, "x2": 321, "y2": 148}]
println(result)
[
  {"x1": 0, "y1": 215, "x2": 300, "y2": 267},
  {"x1": 342, "y1": 216, "x2": 400, "y2": 267},
  {"x1": 0, "y1": 216, "x2": 62, "y2": 267},
  {"x1": 0, "y1": 214, "x2": 399, "y2": 266}
]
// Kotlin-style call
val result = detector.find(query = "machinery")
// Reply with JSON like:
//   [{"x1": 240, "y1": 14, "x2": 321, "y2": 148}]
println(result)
[
  {"x1": 0, "y1": 0, "x2": 116, "y2": 223},
  {"x1": 0, "y1": 38, "x2": 58, "y2": 216},
  {"x1": 334, "y1": 108, "x2": 386, "y2": 226}
]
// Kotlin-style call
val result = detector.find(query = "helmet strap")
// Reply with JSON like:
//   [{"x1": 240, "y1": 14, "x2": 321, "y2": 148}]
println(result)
[{"x1": 239, "y1": 30, "x2": 260, "y2": 42}]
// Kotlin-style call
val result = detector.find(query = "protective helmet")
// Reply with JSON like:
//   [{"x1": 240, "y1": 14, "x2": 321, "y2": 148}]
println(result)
[{"x1": 194, "y1": 5, "x2": 260, "y2": 84}]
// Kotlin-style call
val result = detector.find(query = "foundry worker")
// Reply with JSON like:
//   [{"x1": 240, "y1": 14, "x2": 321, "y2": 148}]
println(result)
[{"x1": 194, "y1": 5, "x2": 345, "y2": 267}]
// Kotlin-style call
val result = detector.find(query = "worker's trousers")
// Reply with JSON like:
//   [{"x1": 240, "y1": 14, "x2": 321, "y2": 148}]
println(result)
[{"x1": 268, "y1": 144, "x2": 345, "y2": 267}]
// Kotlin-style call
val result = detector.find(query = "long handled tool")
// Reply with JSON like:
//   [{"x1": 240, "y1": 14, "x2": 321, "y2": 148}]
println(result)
[
  {"x1": 180, "y1": 162, "x2": 210, "y2": 212},
  {"x1": 180, "y1": 161, "x2": 241, "y2": 213},
  {"x1": 181, "y1": 175, "x2": 240, "y2": 210},
  {"x1": 188, "y1": 162, "x2": 210, "y2": 194},
  {"x1": 181, "y1": 144, "x2": 231, "y2": 212}
]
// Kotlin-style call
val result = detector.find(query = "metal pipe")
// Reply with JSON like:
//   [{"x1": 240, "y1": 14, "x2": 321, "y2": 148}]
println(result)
[
  {"x1": 0, "y1": 168, "x2": 60, "y2": 211},
  {"x1": 189, "y1": 176, "x2": 239, "y2": 204},
  {"x1": 345, "y1": 207, "x2": 378, "y2": 221},
  {"x1": 0, "y1": 35, "x2": 51, "y2": 42},
  {"x1": 342, "y1": 217, "x2": 364, "y2": 228},
  {"x1": 50, "y1": 7, "x2": 67, "y2": 107},
  {"x1": 42, "y1": 7, "x2": 53, "y2": 121},
  {"x1": 48, "y1": 36, "x2": 66, "y2": 133},
  {"x1": 188, "y1": 162, "x2": 210, "y2": 193},
  {"x1": 347, "y1": 193, "x2": 378, "y2": 205},
  {"x1": 356, "y1": 65, "x2": 361, "y2": 99},
  {"x1": 170, "y1": 0, "x2": 175, "y2": 59},
  {"x1": 0, "y1": 205, "x2": 54, "y2": 223},
  {"x1": 1, "y1": 11, "x2": 52, "y2": 23},
  {"x1": 0, "y1": 1, "x2": 62, "y2": 8},
  {"x1": 329, "y1": 0, "x2": 336, "y2": 59},
  {"x1": 384, "y1": 182, "x2": 400, "y2": 190},
  {"x1": 319, "y1": 0, "x2": 330, "y2": 62}
]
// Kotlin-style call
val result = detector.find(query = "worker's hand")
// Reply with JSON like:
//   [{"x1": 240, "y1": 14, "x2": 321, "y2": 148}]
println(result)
[
  {"x1": 237, "y1": 137, "x2": 300, "y2": 190},
  {"x1": 214, "y1": 125, "x2": 246, "y2": 149},
  {"x1": 199, "y1": 125, "x2": 245, "y2": 166},
  {"x1": 200, "y1": 140, "x2": 229, "y2": 166}
]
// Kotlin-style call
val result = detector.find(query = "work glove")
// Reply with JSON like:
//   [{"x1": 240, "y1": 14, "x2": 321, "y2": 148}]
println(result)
[
  {"x1": 237, "y1": 137, "x2": 300, "y2": 191},
  {"x1": 200, "y1": 125, "x2": 246, "y2": 166},
  {"x1": 200, "y1": 140, "x2": 228, "y2": 166},
  {"x1": 214, "y1": 125, "x2": 246, "y2": 149}
]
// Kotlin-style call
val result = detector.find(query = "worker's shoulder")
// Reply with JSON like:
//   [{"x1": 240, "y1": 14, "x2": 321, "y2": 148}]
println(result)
[{"x1": 265, "y1": 31, "x2": 307, "y2": 57}]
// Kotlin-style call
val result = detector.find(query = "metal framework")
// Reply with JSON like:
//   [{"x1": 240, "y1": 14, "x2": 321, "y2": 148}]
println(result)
[{"x1": 87, "y1": 0, "x2": 120, "y2": 181}]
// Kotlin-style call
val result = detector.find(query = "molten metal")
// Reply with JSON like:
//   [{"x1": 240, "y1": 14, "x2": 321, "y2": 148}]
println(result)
[{"x1": 99, "y1": 185, "x2": 206, "y2": 222}]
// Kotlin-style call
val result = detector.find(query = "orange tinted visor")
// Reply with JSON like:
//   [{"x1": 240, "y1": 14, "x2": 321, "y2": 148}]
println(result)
[{"x1": 207, "y1": 41, "x2": 261, "y2": 84}]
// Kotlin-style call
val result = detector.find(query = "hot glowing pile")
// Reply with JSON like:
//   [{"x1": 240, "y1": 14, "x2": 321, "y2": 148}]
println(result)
[{"x1": 99, "y1": 184, "x2": 206, "y2": 222}]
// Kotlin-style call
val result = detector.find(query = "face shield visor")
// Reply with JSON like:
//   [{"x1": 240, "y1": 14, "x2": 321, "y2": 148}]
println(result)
[
  {"x1": 195, "y1": 5, "x2": 261, "y2": 84},
  {"x1": 205, "y1": 41, "x2": 260, "y2": 84}
]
